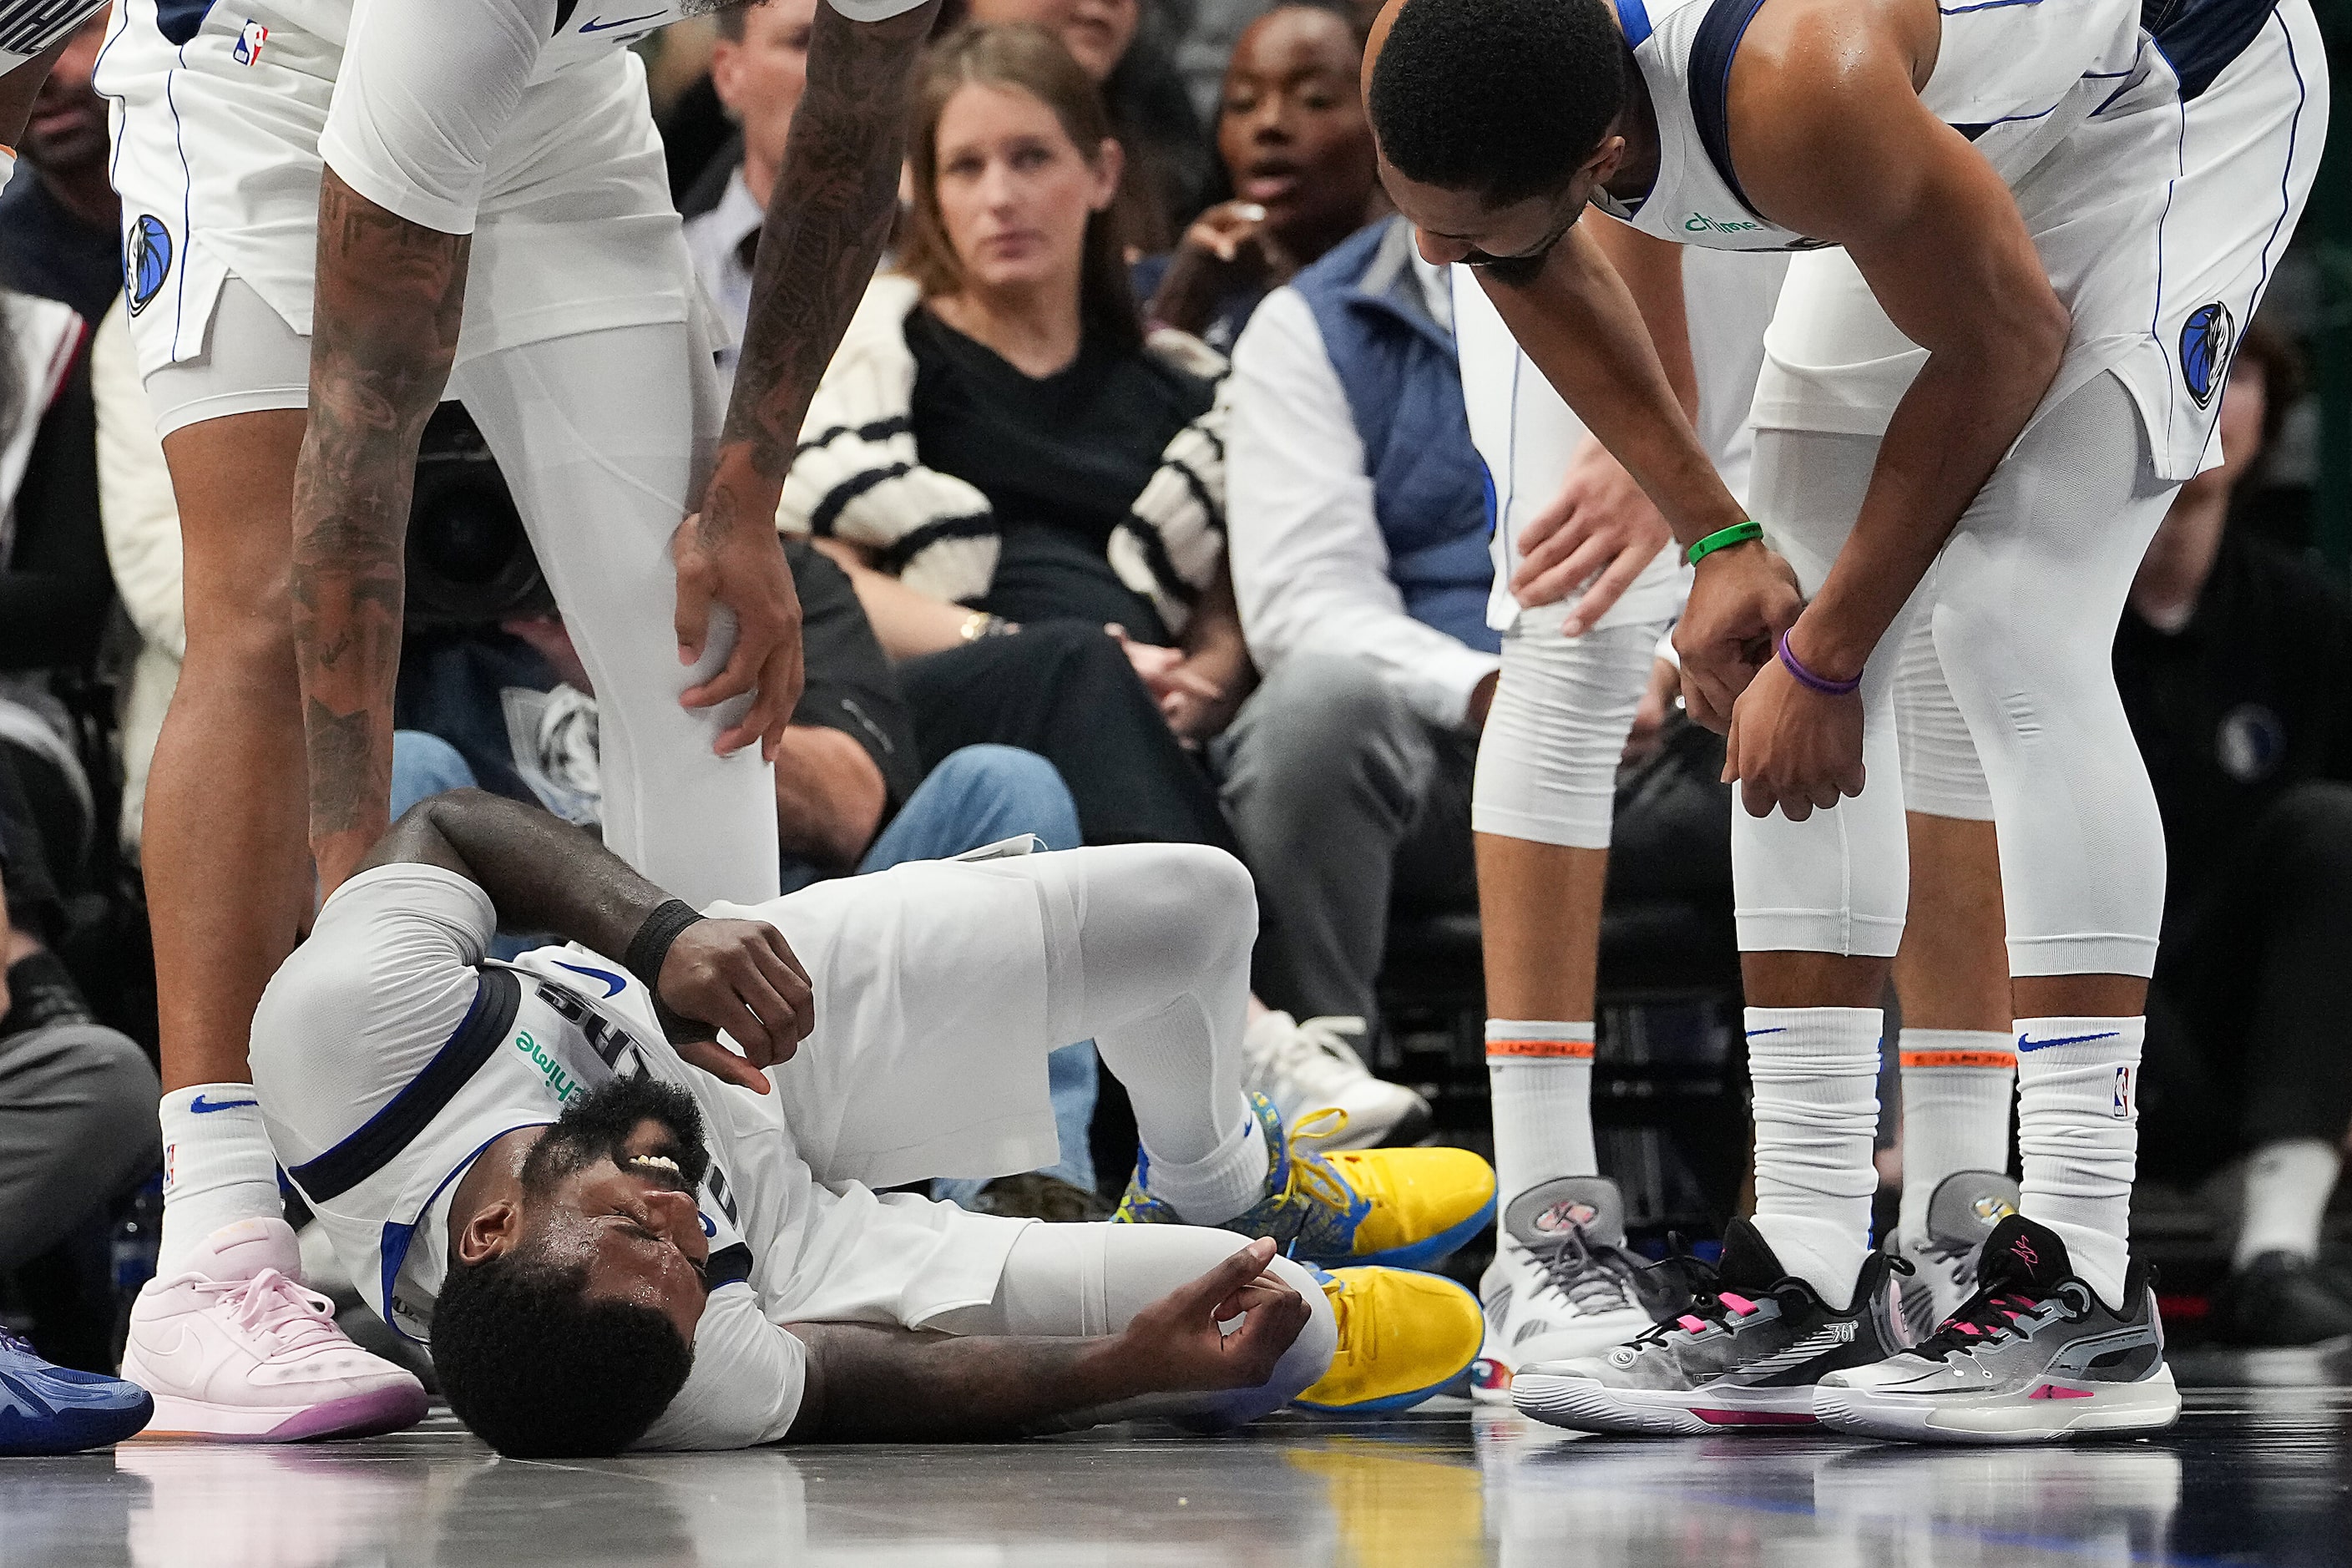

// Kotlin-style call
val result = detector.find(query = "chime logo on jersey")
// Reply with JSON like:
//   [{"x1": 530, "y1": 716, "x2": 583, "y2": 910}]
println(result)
[
  {"x1": 124, "y1": 215, "x2": 170, "y2": 318},
  {"x1": 2180, "y1": 301, "x2": 2234, "y2": 409}
]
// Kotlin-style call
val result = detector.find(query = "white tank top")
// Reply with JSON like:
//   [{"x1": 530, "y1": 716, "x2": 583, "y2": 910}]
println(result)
[{"x1": 1609, "y1": 0, "x2": 2157, "y2": 252}]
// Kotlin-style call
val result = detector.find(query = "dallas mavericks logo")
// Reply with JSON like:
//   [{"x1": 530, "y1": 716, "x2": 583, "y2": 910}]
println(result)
[
  {"x1": 124, "y1": 215, "x2": 171, "y2": 318},
  {"x1": 2179, "y1": 301, "x2": 2234, "y2": 409}
]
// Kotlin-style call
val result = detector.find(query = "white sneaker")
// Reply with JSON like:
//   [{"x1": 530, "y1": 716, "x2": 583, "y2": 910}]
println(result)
[
  {"x1": 1473, "y1": 1176, "x2": 1655, "y2": 1404},
  {"x1": 119, "y1": 1217, "x2": 427, "y2": 1442},
  {"x1": 1890, "y1": 1169, "x2": 2021, "y2": 1342},
  {"x1": 1242, "y1": 1012, "x2": 1430, "y2": 1151}
]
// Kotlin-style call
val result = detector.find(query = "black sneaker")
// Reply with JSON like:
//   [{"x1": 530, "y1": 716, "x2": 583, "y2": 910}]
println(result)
[
  {"x1": 1511, "y1": 1216, "x2": 1906, "y2": 1435},
  {"x1": 2209, "y1": 1251, "x2": 2352, "y2": 1348},
  {"x1": 1815, "y1": 1215, "x2": 2179, "y2": 1444}
]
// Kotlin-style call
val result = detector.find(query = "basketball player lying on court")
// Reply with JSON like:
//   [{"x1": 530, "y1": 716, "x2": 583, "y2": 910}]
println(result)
[{"x1": 244, "y1": 790, "x2": 1493, "y2": 1457}]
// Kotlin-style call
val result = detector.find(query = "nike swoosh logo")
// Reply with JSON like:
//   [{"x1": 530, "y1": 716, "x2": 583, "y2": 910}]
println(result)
[
  {"x1": 2016, "y1": 1031, "x2": 2122, "y2": 1052},
  {"x1": 554, "y1": 960, "x2": 627, "y2": 998},
  {"x1": 1744, "y1": 1028, "x2": 1786, "y2": 1038},
  {"x1": 188, "y1": 1095, "x2": 260, "y2": 1114},
  {"x1": 580, "y1": 9, "x2": 665, "y2": 31}
]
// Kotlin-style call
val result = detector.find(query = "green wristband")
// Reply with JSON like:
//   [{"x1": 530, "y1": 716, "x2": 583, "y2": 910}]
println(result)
[{"x1": 1683, "y1": 519, "x2": 1763, "y2": 567}]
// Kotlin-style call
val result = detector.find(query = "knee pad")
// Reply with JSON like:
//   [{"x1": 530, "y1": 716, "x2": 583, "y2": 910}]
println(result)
[
  {"x1": 1472, "y1": 619, "x2": 1663, "y2": 849},
  {"x1": 1893, "y1": 609, "x2": 1993, "y2": 822}
]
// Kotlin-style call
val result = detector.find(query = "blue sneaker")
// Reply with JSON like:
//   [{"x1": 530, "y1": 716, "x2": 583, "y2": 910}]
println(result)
[{"x1": 0, "y1": 1329, "x2": 154, "y2": 1454}]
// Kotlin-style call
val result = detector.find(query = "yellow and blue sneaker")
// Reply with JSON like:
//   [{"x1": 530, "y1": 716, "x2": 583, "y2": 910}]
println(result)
[
  {"x1": 1113, "y1": 1091, "x2": 1496, "y2": 1269},
  {"x1": 1295, "y1": 1266, "x2": 1487, "y2": 1413}
]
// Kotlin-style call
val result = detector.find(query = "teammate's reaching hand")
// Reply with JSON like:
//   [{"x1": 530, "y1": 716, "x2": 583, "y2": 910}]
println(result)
[
  {"x1": 1509, "y1": 436, "x2": 1674, "y2": 631},
  {"x1": 1671, "y1": 539, "x2": 1803, "y2": 731},
  {"x1": 672, "y1": 511, "x2": 806, "y2": 762},
  {"x1": 654, "y1": 916, "x2": 816, "y2": 1090}
]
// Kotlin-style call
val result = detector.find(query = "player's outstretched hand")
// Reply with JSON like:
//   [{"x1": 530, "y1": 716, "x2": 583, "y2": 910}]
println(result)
[
  {"x1": 1510, "y1": 438, "x2": 1675, "y2": 633},
  {"x1": 1722, "y1": 653, "x2": 1868, "y2": 822},
  {"x1": 1115, "y1": 1237, "x2": 1311, "y2": 1393},
  {"x1": 672, "y1": 512, "x2": 806, "y2": 762},
  {"x1": 655, "y1": 918, "x2": 815, "y2": 1092},
  {"x1": 1672, "y1": 541, "x2": 1804, "y2": 731}
]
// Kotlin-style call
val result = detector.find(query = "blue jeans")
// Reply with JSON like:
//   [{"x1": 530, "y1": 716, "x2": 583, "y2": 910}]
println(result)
[
  {"x1": 399, "y1": 731, "x2": 1100, "y2": 1200},
  {"x1": 850, "y1": 746, "x2": 1099, "y2": 1204}
]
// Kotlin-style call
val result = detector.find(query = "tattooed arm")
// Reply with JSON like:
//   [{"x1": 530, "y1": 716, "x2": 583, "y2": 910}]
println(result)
[
  {"x1": 682, "y1": 0, "x2": 944, "y2": 761},
  {"x1": 291, "y1": 171, "x2": 471, "y2": 894}
]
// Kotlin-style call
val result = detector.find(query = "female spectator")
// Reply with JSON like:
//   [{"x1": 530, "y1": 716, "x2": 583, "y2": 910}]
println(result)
[
  {"x1": 785, "y1": 23, "x2": 1427, "y2": 1148},
  {"x1": 964, "y1": 0, "x2": 1212, "y2": 253},
  {"x1": 1137, "y1": 2, "x2": 1386, "y2": 352}
]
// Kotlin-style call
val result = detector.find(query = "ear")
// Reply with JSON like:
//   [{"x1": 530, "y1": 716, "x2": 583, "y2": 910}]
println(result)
[
  {"x1": 1088, "y1": 138, "x2": 1126, "y2": 212},
  {"x1": 457, "y1": 1198, "x2": 525, "y2": 1267},
  {"x1": 1582, "y1": 133, "x2": 1627, "y2": 187},
  {"x1": 708, "y1": 39, "x2": 746, "y2": 116}
]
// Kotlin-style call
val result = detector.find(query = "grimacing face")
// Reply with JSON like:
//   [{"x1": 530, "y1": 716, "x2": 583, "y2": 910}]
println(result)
[
  {"x1": 1375, "y1": 153, "x2": 1605, "y2": 285},
  {"x1": 508, "y1": 1077, "x2": 717, "y2": 1344}
]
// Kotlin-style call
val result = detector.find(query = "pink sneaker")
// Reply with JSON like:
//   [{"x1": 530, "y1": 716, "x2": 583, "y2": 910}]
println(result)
[{"x1": 119, "y1": 1217, "x2": 427, "y2": 1442}]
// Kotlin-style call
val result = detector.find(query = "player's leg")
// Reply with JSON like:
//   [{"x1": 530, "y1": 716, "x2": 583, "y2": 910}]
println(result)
[
  {"x1": 1515, "y1": 417, "x2": 1915, "y2": 1435},
  {"x1": 1885, "y1": 616, "x2": 2018, "y2": 1338},
  {"x1": 1006, "y1": 843, "x2": 1494, "y2": 1267},
  {"x1": 448, "y1": 321, "x2": 781, "y2": 908},
  {"x1": 1469, "y1": 615, "x2": 1666, "y2": 1399},
  {"x1": 121, "y1": 284, "x2": 426, "y2": 1439},
  {"x1": 933, "y1": 1220, "x2": 1484, "y2": 1422}
]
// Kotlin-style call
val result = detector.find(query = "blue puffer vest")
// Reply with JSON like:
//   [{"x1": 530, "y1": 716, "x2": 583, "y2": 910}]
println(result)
[{"x1": 1291, "y1": 215, "x2": 1497, "y2": 654}]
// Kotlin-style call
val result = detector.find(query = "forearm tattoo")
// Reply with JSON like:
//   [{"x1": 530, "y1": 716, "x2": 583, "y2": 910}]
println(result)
[
  {"x1": 706, "y1": 0, "x2": 941, "y2": 543},
  {"x1": 290, "y1": 174, "x2": 469, "y2": 857}
]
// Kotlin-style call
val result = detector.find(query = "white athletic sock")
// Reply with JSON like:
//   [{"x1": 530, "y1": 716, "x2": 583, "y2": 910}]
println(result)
[
  {"x1": 2234, "y1": 1137, "x2": 2341, "y2": 1270},
  {"x1": 2014, "y1": 1015, "x2": 2143, "y2": 1308},
  {"x1": 1138, "y1": 1105, "x2": 1270, "y2": 1227},
  {"x1": 1745, "y1": 1007, "x2": 1883, "y2": 1309},
  {"x1": 1896, "y1": 1028, "x2": 2016, "y2": 1240},
  {"x1": 1485, "y1": 1019, "x2": 1597, "y2": 1204},
  {"x1": 157, "y1": 1085, "x2": 284, "y2": 1279}
]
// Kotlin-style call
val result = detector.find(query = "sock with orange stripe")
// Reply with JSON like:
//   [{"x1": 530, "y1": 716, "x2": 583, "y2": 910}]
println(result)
[
  {"x1": 1485, "y1": 1019, "x2": 1596, "y2": 1203},
  {"x1": 1895, "y1": 1028, "x2": 2016, "y2": 1242}
]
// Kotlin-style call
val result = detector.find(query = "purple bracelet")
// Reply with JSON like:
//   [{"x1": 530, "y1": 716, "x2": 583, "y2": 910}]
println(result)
[{"x1": 1778, "y1": 631, "x2": 1861, "y2": 696}]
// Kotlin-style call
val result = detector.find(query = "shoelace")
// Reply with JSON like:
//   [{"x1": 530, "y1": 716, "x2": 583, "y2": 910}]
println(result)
[
  {"x1": 1271, "y1": 1106, "x2": 1358, "y2": 1216},
  {"x1": 1524, "y1": 1224, "x2": 1640, "y2": 1316},
  {"x1": 1319, "y1": 1272, "x2": 1372, "y2": 1363},
  {"x1": 1621, "y1": 1247, "x2": 1824, "y2": 1350},
  {"x1": 194, "y1": 1268, "x2": 345, "y2": 1354},
  {"x1": 1914, "y1": 1256, "x2": 2086, "y2": 1359}
]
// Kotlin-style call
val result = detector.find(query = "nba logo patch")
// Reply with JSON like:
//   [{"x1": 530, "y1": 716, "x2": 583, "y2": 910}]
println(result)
[
  {"x1": 2179, "y1": 301, "x2": 2234, "y2": 409},
  {"x1": 2112, "y1": 1065, "x2": 2134, "y2": 1120},
  {"x1": 124, "y1": 214, "x2": 170, "y2": 317},
  {"x1": 232, "y1": 19, "x2": 267, "y2": 65}
]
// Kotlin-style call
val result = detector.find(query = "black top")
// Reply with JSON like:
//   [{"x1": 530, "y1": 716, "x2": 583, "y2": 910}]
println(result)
[
  {"x1": 0, "y1": 343, "x2": 109, "y2": 673},
  {"x1": 0, "y1": 176, "x2": 120, "y2": 325},
  {"x1": 2114, "y1": 526, "x2": 2352, "y2": 912},
  {"x1": 903, "y1": 307, "x2": 1213, "y2": 644},
  {"x1": 784, "y1": 536, "x2": 923, "y2": 811}
]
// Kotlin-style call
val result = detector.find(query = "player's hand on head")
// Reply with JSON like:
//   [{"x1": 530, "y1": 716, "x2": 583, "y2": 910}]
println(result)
[
  {"x1": 671, "y1": 512, "x2": 806, "y2": 763},
  {"x1": 1673, "y1": 542, "x2": 1803, "y2": 731},
  {"x1": 1721, "y1": 652, "x2": 1868, "y2": 823},
  {"x1": 1510, "y1": 438, "x2": 1674, "y2": 633},
  {"x1": 655, "y1": 918, "x2": 815, "y2": 1090},
  {"x1": 1116, "y1": 1237, "x2": 1311, "y2": 1393}
]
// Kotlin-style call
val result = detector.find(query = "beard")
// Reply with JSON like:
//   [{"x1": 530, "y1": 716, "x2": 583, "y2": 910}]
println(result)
[{"x1": 520, "y1": 1073, "x2": 712, "y2": 1198}]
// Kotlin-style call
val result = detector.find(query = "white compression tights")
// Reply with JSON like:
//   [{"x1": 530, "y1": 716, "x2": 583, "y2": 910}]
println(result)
[
  {"x1": 932, "y1": 1222, "x2": 1338, "y2": 1429},
  {"x1": 449, "y1": 322, "x2": 780, "y2": 908},
  {"x1": 1473, "y1": 614, "x2": 1668, "y2": 849},
  {"x1": 1738, "y1": 373, "x2": 2175, "y2": 977}
]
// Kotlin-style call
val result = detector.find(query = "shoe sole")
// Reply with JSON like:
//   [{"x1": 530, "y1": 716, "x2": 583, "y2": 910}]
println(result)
[
  {"x1": 1813, "y1": 1367, "x2": 2181, "y2": 1444},
  {"x1": 1345, "y1": 1196, "x2": 1499, "y2": 1271},
  {"x1": 0, "y1": 1396, "x2": 154, "y2": 1455},
  {"x1": 1514, "y1": 1373, "x2": 1820, "y2": 1436},
  {"x1": 131, "y1": 1382, "x2": 429, "y2": 1444}
]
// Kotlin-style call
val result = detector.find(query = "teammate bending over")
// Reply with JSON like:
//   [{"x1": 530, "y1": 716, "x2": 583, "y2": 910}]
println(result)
[
  {"x1": 238, "y1": 792, "x2": 1492, "y2": 1453},
  {"x1": 1367, "y1": 0, "x2": 2323, "y2": 1441}
]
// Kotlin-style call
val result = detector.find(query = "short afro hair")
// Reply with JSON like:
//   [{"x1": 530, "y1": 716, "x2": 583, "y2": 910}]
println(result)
[
  {"x1": 431, "y1": 1251, "x2": 693, "y2": 1458},
  {"x1": 1368, "y1": 0, "x2": 1631, "y2": 206}
]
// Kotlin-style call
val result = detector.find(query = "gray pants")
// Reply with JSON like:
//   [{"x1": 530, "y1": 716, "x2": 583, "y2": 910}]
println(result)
[
  {"x1": 0, "y1": 1020, "x2": 160, "y2": 1272},
  {"x1": 1214, "y1": 655, "x2": 1476, "y2": 1023}
]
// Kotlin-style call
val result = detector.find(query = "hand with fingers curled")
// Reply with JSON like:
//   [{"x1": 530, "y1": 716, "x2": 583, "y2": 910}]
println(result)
[
  {"x1": 1721, "y1": 630, "x2": 1869, "y2": 823},
  {"x1": 1113, "y1": 1237, "x2": 1313, "y2": 1393},
  {"x1": 1510, "y1": 438, "x2": 1676, "y2": 634},
  {"x1": 654, "y1": 918, "x2": 816, "y2": 1095},
  {"x1": 671, "y1": 510, "x2": 807, "y2": 763},
  {"x1": 1670, "y1": 539, "x2": 1804, "y2": 732}
]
